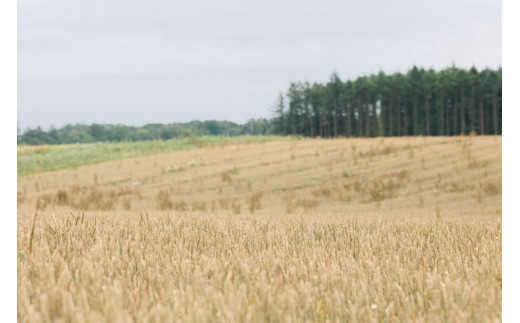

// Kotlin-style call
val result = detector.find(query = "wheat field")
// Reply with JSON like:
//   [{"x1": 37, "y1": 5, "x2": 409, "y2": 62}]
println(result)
[{"x1": 17, "y1": 136, "x2": 502, "y2": 322}]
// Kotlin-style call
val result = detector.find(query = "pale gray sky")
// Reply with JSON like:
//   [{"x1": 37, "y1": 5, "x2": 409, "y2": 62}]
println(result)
[{"x1": 17, "y1": 0, "x2": 501, "y2": 130}]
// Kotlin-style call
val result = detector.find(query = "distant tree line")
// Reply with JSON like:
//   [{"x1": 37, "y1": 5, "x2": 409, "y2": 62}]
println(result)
[
  {"x1": 18, "y1": 119, "x2": 272, "y2": 145},
  {"x1": 18, "y1": 65, "x2": 502, "y2": 145},
  {"x1": 271, "y1": 65, "x2": 501, "y2": 137}
]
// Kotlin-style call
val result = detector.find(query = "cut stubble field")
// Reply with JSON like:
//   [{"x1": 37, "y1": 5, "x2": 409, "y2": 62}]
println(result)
[{"x1": 17, "y1": 136, "x2": 502, "y2": 322}]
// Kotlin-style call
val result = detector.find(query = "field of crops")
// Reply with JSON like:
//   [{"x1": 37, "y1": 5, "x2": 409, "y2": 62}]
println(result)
[
  {"x1": 17, "y1": 135, "x2": 289, "y2": 177},
  {"x1": 17, "y1": 136, "x2": 502, "y2": 321}
]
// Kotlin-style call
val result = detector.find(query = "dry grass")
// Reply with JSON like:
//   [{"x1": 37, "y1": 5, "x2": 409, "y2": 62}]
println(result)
[
  {"x1": 17, "y1": 212, "x2": 501, "y2": 322},
  {"x1": 17, "y1": 136, "x2": 502, "y2": 321}
]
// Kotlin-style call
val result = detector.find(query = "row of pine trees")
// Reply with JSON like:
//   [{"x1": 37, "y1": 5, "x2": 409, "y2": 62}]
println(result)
[{"x1": 271, "y1": 65, "x2": 502, "y2": 137}]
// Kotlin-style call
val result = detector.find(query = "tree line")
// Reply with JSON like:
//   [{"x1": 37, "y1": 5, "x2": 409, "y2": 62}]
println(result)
[
  {"x1": 18, "y1": 65, "x2": 501, "y2": 145},
  {"x1": 18, "y1": 120, "x2": 272, "y2": 145},
  {"x1": 271, "y1": 65, "x2": 501, "y2": 137}
]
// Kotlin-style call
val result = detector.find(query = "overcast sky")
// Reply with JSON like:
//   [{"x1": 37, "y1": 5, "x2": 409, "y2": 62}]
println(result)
[{"x1": 17, "y1": 0, "x2": 501, "y2": 130}]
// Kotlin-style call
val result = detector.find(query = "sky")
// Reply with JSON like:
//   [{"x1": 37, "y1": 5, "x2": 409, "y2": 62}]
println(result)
[{"x1": 17, "y1": 0, "x2": 502, "y2": 131}]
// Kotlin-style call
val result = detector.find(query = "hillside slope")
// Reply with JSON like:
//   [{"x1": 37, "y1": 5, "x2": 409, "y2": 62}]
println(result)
[{"x1": 17, "y1": 136, "x2": 501, "y2": 221}]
